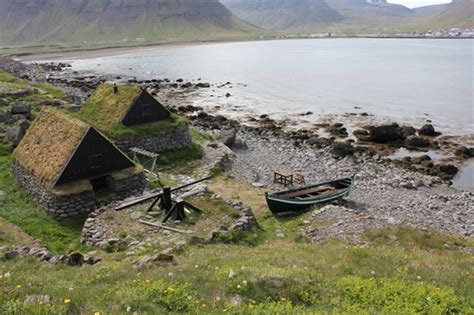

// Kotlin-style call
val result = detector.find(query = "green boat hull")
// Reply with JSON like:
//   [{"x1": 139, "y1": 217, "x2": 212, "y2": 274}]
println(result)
[{"x1": 265, "y1": 175, "x2": 355, "y2": 216}]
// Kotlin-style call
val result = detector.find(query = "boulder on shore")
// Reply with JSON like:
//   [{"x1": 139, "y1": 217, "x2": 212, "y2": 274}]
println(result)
[
  {"x1": 218, "y1": 129, "x2": 237, "y2": 148},
  {"x1": 431, "y1": 164, "x2": 459, "y2": 180},
  {"x1": 353, "y1": 129, "x2": 369, "y2": 141},
  {"x1": 418, "y1": 124, "x2": 440, "y2": 137},
  {"x1": 405, "y1": 136, "x2": 431, "y2": 148},
  {"x1": 366, "y1": 123, "x2": 404, "y2": 143},
  {"x1": 455, "y1": 146, "x2": 474, "y2": 159},
  {"x1": 401, "y1": 126, "x2": 416, "y2": 138},
  {"x1": 332, "y1": 142, "x2": 354, "y2": 158}
]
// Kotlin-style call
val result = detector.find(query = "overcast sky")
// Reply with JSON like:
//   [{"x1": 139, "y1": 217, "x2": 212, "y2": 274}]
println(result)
[{"x1": 389, "y1": 0, "x2": 451, "y2": 8}]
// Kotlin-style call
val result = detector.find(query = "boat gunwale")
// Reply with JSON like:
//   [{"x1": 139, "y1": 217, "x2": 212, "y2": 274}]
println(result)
[
  {"x1": 266, "y1": 187, "x2": 351, "y2": 205},
  {"x1": 267, "y1": 175, "x2": 355, "y2": 202}
]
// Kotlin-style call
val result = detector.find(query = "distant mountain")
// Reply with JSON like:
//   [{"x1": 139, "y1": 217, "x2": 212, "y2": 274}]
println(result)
[
  {"x1": 410, "y1": 0, "x2": 473, "y2": 29},
  {"x1": 0, "y1": 0, "x2": 259, "y2": 46},
  {"x1": 326, "y1": 0, "x2": 412, "y2": 18},
  {"x1": 221, "y1": 0, "x2": 344, "y2": 31},
  {"x1": 221, "y1": 0, "x2": 417, "y2": 32}
]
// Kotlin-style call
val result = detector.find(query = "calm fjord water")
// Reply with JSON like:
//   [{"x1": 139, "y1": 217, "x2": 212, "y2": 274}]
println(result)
[{"x1": 70, "y1": 38, "x2": 473, "y2": 134}]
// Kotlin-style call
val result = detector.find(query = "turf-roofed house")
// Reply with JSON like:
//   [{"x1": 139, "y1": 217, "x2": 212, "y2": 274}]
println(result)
[
  {"x1": 79, "y1": 84, "x2": 192, "y2": 154},
  {"x1": 12, "y1": 107, "x2": 146, "y2": 218}
]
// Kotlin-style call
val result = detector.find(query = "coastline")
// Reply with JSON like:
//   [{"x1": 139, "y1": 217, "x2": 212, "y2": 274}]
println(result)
[
  {"x1": 14, "y1": 36, "x2": 474, "y2": 62},
  {"x1": 1, "y1": 56, "x2": 472, "y2": 191}
]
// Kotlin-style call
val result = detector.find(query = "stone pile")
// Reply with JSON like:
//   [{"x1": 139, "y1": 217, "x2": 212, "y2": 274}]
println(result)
[
  {"x1": 80, "y1": 207, "x2": 110, "y2": 247},
  {"x1": 209, "y1": 199, "x2": 258, "y2": 241},
  {"x1": 1, "y1": 246, "x2": 101, "y2": 266}
]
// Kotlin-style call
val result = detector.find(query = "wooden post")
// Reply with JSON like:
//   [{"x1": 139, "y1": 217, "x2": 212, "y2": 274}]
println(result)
[
  {"x1": 162, "y1": 187, "x2": 172, "y2": 212},
  {"x1": 151, "y1": 156, "x2": 157, "y2": 173}
]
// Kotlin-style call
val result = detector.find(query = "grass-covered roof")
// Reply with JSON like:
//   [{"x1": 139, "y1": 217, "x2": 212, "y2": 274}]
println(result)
[
  {"x1": 79, "y1": 83, "x2": 141, "y2": 130},
  {"x1": 78, "y1": 83, "x2": 188, "y2": 138},
  {"x1": 14, "y1": 107, "x2": 88, "y2": 190}
]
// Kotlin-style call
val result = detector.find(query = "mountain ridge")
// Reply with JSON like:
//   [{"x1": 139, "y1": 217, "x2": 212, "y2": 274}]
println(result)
[
  {"x1": 221, "y1": 0, "x2": 472, "y2": 33},
  {"x1": 221, "y1": 0, "x2": 344, "y2": 31},
  {"x1": 0, "y1": 0, "x2": 259, "y2": 46}
]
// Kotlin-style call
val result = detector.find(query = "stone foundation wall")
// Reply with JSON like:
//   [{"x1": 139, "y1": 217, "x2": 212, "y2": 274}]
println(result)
[
  {"x1": 114, "y1": 124, "x2": 192, "y2": 154},
  {"x1": 107, "y1": 172, "x2": 147, "y2": 202},
  {"x1": 12, "y1": 160, "x2": 146, "y2": 219}
]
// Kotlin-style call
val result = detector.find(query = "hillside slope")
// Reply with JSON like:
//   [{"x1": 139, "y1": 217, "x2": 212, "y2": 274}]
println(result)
[
  {"x1": 221, "y1": 0, "x2": 343, "y2": 31},
  {"x1": 0, "y1": 0, "x2": 259, "y2": 46},
  {"x1": 221, "y1": 0, "x2": 472, "y2": 33},
  {"x1": 221, "y1": 0, "x2": 415, "y2": 32},
  {"x1": 409, "y1": 0, "x2": 473, "y2": 30},
  {"x1": 326, "y1": 0, "x2": 412, "y2": 18}
]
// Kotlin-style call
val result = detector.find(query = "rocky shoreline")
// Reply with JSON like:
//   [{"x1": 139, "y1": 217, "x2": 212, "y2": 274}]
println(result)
[{"x1": 1, "y1": 58, "x2": 473, "y2": 242}]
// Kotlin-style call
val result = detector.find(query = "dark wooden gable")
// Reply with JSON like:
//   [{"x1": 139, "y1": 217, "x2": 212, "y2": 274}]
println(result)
[
  {"x1": 55, "y1": 127, "x2": 135, "y2": 187},
  {"x1": 121, "y1": 90, "x2": 171, "y2": 126}
]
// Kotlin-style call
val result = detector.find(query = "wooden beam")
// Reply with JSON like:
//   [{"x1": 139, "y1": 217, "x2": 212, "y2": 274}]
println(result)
[{"x1": 138, "y1": 219, "x2": 193, "y2": 235}]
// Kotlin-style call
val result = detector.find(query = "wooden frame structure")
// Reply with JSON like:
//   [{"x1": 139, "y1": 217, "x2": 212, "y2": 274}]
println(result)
[
  {"x1": 131, "y1": 147, "x2": 159, "y2": 176},
  {"x1": 274, "y1": 171, "x2": 293, "y2": 187}
]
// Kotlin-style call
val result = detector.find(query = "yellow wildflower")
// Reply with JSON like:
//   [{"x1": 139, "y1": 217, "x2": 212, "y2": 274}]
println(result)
[
  {"x1": 94, "y1": 312, "x2": 101, "y2": 315},
  {"x1": 15, "y1": 285, "x2": 22, "y2": 289},
  {"x1": 64, "y1": 299, "x2": 71, "y2": 304}
]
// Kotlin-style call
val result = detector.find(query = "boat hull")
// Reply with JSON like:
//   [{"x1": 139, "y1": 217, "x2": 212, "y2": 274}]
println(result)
[{"x1": 265, "y1": 176, "x2": 355, "y2": 215}]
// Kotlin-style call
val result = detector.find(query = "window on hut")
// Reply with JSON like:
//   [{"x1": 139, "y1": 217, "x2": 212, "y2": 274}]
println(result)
[
  {"x1": 141, "y1": 104, "x2": 152, "y2": 117},
  {"x1": 88, "y1": 154, "x2": 103, "y2": 170}
]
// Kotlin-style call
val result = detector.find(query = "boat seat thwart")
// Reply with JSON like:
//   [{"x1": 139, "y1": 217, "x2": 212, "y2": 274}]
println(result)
[{"x1": 281, "y1": 185, "x2": 335, "y2": 198}]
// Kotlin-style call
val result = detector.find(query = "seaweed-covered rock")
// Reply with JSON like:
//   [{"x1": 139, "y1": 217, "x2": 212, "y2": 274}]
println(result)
[
  {"x1": 431, "y1": 164, "x2": 459, "y2": 180},
  {"x1": 405, "y1": 136, "x2": 430, "y2": 148},
  {"x1": 367, "y1": 123, "x2": 404, "y2": 143},
  {"x1": 418, "y1": 124, "x2": 440, "y2": 137},
  {"x1": 455, "y1": 146, "x2": 474, "y2": 159},
  {"x1": 332, "y1": 142, "x2": 354, "y2": 158}
]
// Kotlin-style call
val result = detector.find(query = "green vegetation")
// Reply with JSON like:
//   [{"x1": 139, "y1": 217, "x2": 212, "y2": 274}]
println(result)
[
  {"x1": 158, "y1": 143, "x2": 204, "y2": 168},
  {"x1": 190, "y1": 128, "x2": 214, "y2": 143},
  {"x1": 0, "y1": 156, "x2": 86, "y2": 253},
  {"x1": 0, "y1": 143, "x2": 12, "y2": 157},
  {"x1": 76, "y1": 83, "x2": 189, "y2": 137},
  {"x1": 0, "y1": 225, "x2": 472, "y2": 314},
  {"x1": 78, "y1": 84, "x2": 141, "y2": 131},
  {"x1": 32, "y1": 83, "x2": 67, "y2": 99},
  {"x1": 0, "y1": 71, "x2": 27, "y2": 90},
  {"x1": 106, "y1": 114, "x2": 189, "y2": 138},
  {"x1": 0, "y1": 0, "x2": 260, "y2": 49},
  {"x1": 0, "y1": 70, "x2": 70, "y2": 114},
  {"x1": 0, "y1": 150, "x2": 472, "y2": 313},
  {"x1": 0, "y1": 69, "x2": 472, "y2": 313}
]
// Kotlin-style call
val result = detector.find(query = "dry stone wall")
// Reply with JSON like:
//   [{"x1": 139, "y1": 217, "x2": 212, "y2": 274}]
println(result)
[
  {"x1": 13, "y1": 160, "x2": 146, "y2": 219},
  {"x1": 114, "y1": 124, "x2": 192, "y2": 154}
]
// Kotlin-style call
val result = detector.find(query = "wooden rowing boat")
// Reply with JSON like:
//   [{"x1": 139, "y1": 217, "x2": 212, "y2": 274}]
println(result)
[{"x1": 265, "y1": 175, "x2": 355, "y2": 215}]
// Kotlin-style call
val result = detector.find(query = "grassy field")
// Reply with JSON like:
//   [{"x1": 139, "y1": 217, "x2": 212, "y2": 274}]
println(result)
[
  {"x1": 0, "y1": 71, "x2": 472, "y2": 314},
  {"x1": 1, "y1": 152, "x2": 473, "y2": 313}
]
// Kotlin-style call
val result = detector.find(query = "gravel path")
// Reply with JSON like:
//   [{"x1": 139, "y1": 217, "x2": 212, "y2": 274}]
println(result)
[{"x1": 226, "y1": 130, "x2": 474, "y2": 240}]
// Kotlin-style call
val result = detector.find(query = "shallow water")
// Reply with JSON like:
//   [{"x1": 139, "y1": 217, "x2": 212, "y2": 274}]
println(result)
[
  {"x1": 387, "y1": 148, "x2": 452, "y2": 160},
  {"x1": 62, "y1": 38, "x2": 473, "y2": 134},
  {"x1": 388, "y1": 148, "x2": 473, "y2": 191},
  {"x1": 453, "y1": 164, "x2": 474, "y2": 192}
]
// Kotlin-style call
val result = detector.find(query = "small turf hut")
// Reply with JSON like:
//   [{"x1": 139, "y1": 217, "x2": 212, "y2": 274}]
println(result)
[
  {"x1": 13, "y1": 107, "x2": 146, "y2": 218},
  {"x1": 79, "y1": 84, "x2": 192, "y2": 153}
]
